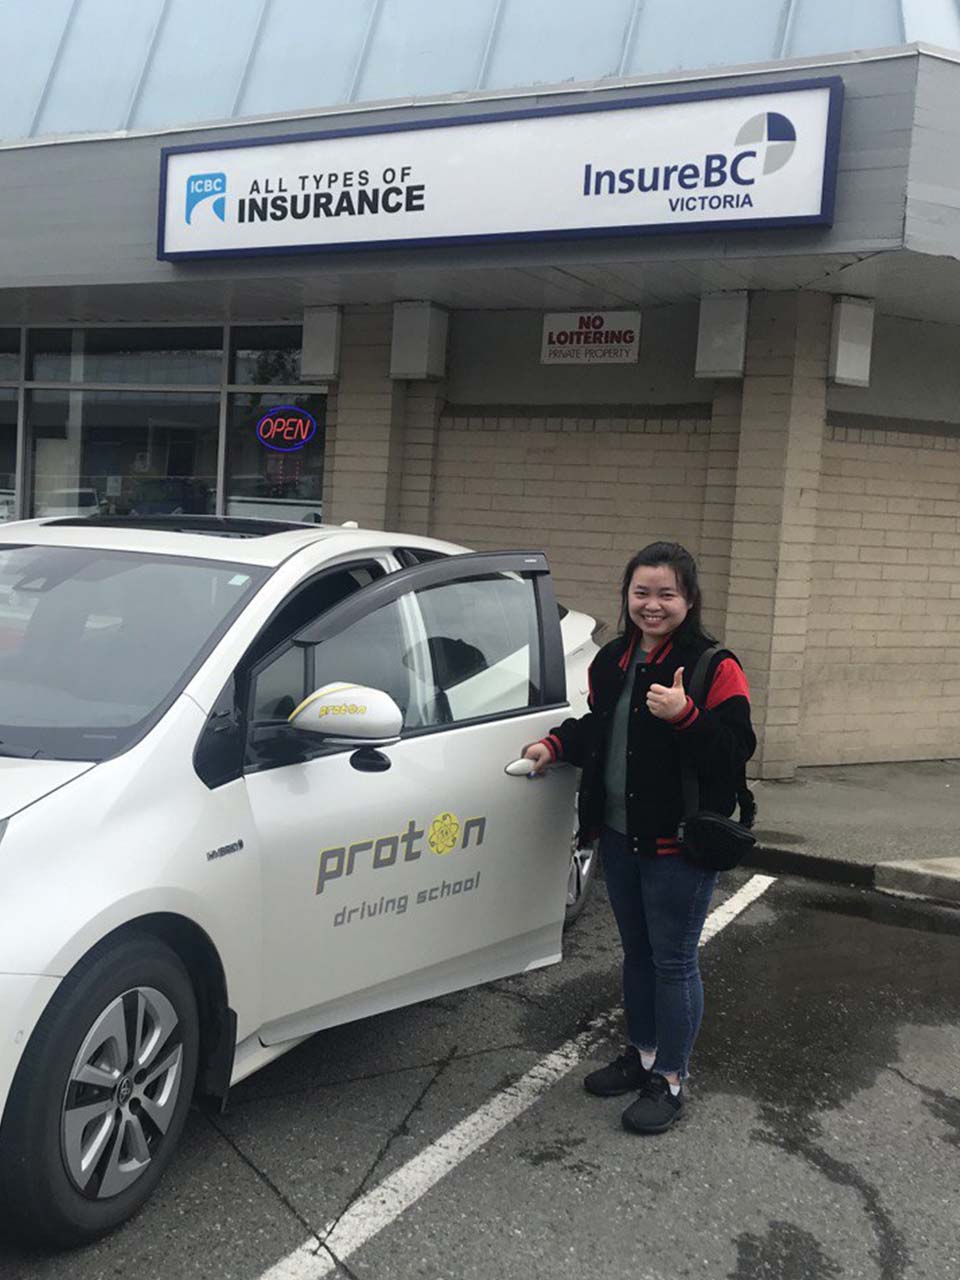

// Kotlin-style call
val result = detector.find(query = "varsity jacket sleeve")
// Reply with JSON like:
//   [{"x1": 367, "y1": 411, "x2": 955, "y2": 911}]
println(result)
[
  {"x1": 668, "y1": 657, "x2": 756, "y2": 778},
  {"x1": 535, "y1": 657, "x2": 599, "y2": 770}
]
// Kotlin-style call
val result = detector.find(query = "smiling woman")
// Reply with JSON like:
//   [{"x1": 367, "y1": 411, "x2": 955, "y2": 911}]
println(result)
[{"x1": 524, "y1": 540, "x2": 756, "y2": 1134}]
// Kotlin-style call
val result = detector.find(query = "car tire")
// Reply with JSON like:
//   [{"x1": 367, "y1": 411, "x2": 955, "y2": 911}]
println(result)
[{"x1": 0, "y1": 934, "x2": 199, "y2": 1248}]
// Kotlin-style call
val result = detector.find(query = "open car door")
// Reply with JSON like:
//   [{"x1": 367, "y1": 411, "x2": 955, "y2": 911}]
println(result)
[{"x1": 242, "y1": 551, "x2": 578, "y2": 1043}]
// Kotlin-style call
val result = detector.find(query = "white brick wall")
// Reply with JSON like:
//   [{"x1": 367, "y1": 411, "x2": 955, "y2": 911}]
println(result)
[
  {"x1": 799, "y1": 423, "x2": 960, "y2": 763},
  {"x1": 396, "y1": 383, "x2": 444, "y2": 535},
  {"x1": 430, "y1": 411, "x2": 711, "y2": 631}
]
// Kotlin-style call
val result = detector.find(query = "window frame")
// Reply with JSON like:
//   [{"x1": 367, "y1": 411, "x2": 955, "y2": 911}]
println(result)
[
  {"x1": 194, "y1": 555, "x2": 391, "y2": 785},
  {"x1": 393, "y1": 546, "x2": 447, "y2": 569},
  {"x1": 0, "y1": 322, "x2": 330, "y2": 523},
  {"x1": 243, "y1": 558, "x2": 389, "y2": 722},
  {"x1": 207, "y1": 550, "x2": 566, "y2": 782},
  {"x1": 290, "y1": 549, "x2": 566, "y2": 736}
]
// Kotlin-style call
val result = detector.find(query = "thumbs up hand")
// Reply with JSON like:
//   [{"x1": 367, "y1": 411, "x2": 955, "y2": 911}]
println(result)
[{"x1": 646, "y1": 666, "x2": 689, "y2": 721}]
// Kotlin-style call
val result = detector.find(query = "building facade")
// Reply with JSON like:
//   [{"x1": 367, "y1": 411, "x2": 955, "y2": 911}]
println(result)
[{"x1": 3, "y1": 3, "x2": 960, "y2": 776}]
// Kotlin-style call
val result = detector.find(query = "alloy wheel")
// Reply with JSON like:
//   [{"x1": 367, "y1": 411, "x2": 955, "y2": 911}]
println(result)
[{"x1": 60, "y1": 986, "x2": 184, "y2": 1200}]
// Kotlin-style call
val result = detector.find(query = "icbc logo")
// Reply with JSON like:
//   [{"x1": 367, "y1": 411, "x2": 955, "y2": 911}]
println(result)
[{"x1": 255, "y1": 405, "x2": 318, "y2": 452}]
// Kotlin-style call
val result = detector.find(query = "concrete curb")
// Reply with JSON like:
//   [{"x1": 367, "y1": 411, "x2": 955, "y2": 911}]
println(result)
[
  {"x1": 745, "y1": 844, "x2": 960, "y2": 908},
  {"x1": 875, "y1": 856, "x2": 960, "y2": 904}
]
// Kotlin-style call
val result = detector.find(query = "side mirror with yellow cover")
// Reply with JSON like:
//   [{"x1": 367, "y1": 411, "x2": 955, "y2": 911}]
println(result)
[{"x1": 287, "y1": 682, "x2": 402, "y2": 746}]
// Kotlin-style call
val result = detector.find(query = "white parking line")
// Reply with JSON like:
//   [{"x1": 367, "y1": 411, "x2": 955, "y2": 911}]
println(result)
[
  {"x1": 260, "y1": 873, "x2": 777, "y2": 1280},
  {"x1": 700, "y1": 872, "x2": 776, "y2": 943}
]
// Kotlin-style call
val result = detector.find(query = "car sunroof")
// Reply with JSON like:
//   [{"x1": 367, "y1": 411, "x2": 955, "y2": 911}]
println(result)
[{"x1": 45, "y1": 516, "x2": 312, "y2": 539}]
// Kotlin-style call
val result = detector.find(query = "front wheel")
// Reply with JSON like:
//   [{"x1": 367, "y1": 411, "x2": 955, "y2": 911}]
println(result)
[{"x1": 0, "y1": 935, "x2": 199, "y2": 1247}]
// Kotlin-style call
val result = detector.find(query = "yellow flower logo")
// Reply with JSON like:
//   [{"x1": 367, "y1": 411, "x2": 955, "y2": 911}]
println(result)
[{"x1": 428, "y1": 812, "x2": 461, "y2": 855}]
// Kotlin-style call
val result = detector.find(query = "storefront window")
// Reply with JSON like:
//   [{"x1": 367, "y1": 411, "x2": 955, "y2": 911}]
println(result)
[
  {"x1": 28, "y1": 389, "x2": 219, "y2": 519},
  {"x1": 225, "y1": 392, "x2": 325, "y2": 523},
  {"x1": 230, "y1": 325, "x2": 302, "y2": 385},
  {"x1": 0, "y1": 331, "x2": 19, "y2": 382},
  {"x1": 27, "y1": 328, "x2": 223, "y2": 385},
  {"x1": 0, "y1": 390, "x2": 16, "y2": 521}
]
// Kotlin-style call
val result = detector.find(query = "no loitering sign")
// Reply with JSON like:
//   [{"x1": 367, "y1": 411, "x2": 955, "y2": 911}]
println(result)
[{"x1": 541, "y1": 311, "x2": 641, "y2": 364}]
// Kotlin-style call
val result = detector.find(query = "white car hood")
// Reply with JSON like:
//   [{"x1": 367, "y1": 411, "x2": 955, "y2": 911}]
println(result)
[{"x1": 0, "y1": 757, "x2": 95, "y2": 820}]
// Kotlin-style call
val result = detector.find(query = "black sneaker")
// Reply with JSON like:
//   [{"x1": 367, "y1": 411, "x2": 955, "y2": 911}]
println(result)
[
  {"x1": 621, "y1": 1074, "x2": 685, "y2": 1133},
  {"x1": 584, "y1": 1047, "x2": 650, "y2": 1097}
]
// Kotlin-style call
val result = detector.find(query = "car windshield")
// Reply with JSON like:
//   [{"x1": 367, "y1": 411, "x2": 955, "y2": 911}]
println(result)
[{"x1": 0, "y1": 544, "x2": 266, "y2": 761}]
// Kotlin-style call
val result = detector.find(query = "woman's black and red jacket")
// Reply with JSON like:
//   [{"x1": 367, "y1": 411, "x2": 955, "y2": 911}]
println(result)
[{"x1": 540, "y1": 628, "x2": 756, "y2": 856}]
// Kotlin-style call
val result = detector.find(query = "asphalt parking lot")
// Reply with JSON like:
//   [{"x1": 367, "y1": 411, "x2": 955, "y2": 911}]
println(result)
[{"x1": 3, "y1": 870, "x2": 959, "y2": 1280}]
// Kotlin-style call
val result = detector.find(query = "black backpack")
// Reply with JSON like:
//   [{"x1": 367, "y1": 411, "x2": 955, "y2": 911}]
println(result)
[{"x1": 686, "y1": 644, "x2": 756, "y2": 828}]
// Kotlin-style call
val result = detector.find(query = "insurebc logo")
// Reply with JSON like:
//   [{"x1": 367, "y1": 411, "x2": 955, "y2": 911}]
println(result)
[
  {"x1": 185, "y1": 172, "x2": 226, "y2": 225},
  {"x1": 581, "y1": 111, "x2": 798, "y2": 214},
  {"x1": 735, "y1": 111, "x2": 796, "y2": 174}
]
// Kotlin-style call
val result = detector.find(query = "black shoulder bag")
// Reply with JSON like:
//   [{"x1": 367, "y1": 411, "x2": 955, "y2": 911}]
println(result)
[{"x1": 676, "y1": 646, "x2": 758, "y2": 872}]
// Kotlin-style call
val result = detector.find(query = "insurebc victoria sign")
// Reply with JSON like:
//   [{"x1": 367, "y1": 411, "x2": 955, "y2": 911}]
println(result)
[{"x1": 158, "y1": 79, "x2": 842, "y2": 260}]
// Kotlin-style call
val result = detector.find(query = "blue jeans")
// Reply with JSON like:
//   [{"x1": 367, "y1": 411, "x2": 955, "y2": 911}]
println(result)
[{"x1": 600, "y1": 826, "x2": 718, "y2": 1079}]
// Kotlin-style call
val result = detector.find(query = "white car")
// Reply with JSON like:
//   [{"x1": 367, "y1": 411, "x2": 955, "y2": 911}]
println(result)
[{"x1": 0, "y1": 515, "x2": 599, "y2": 1246}]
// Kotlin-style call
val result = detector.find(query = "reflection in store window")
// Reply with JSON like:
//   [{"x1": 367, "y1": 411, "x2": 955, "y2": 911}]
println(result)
[
  {"x1": 28, "y1": 389, "x2": 219, "y2": 519},
  {"x1": 230, "y1": 325, "x2": 302, "y2": 385},
  {"x1": 27, "y1": 328, "x2": 223, "y2": 385},
  {"x1": 0, "y1": 390, "x2": 16, "y2": 521},
  {"x1": 226, "y1": 392, "x2": 325, "y2": 524},
  {"x1": 0, "y1": 330, "x2": 19, "y2": 382}
]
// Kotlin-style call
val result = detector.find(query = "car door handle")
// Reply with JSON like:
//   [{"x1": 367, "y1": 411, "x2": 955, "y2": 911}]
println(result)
[{"x1": 504, "y1": 757, "x2": 539, "y2": 777}]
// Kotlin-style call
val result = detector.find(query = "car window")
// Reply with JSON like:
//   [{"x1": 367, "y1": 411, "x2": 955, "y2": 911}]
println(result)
[
  {"x1": 408, "y1": 572, "x2": 541, "y2": 726},
  {"x1": 0, "y1": 544, "x2": 265, "y2": 760},
  {"x1": 310, "y1": 597, "x2": 432, "y2": 723},
  {"x1": 250, "y1": 593, "x2": 436, "y2": 733},
  {"x1": 251, "y1": 645, "x2": 303, "y2": 720},
  {"x1": 249, "y1": 562, "x2": 389, "y2": 721},
  {"x1": 248, "y1": 566, "x2": 542, "y2": 750}
]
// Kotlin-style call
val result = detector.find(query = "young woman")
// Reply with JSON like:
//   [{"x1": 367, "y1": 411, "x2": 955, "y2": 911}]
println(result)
[{"x1": 524, "y1": 542, "x2": 755, "y2": 1134}]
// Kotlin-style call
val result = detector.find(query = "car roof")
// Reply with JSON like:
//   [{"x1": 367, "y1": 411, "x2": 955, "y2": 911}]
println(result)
[{"x1": 0, "y1": 516, "x2": 466, "y2": 568}]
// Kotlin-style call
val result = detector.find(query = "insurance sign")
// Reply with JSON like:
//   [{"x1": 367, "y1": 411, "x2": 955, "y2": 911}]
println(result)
[{"x1": 158, "y1": 78, "x2": 842, "y2": 261}]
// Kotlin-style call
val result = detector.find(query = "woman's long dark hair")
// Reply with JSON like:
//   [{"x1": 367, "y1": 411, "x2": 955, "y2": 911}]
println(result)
[{"x1": 618, "y1": 541, "x2": 717, "y2": 647}]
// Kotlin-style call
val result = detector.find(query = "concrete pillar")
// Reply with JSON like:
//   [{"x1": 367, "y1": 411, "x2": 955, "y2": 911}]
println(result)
[
  {"x1": 322, "y1": 306, "x2": 448, "y2": 535},
  {"x1": 323, "y1": 306, "x2": 406, "y2": 528},
  {"x1": 724, "y1": 292, "x2": 831, "y2": 779},
  {"x1": 393, "y1": 382, "x2": 442, "y2": 536},
  {"x1": 698, "y1": 381, "x2": 742, "y2": 632}
]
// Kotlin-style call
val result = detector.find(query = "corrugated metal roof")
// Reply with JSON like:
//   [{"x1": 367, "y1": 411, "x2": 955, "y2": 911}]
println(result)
[{"x1": 1, "y1": 0, "x2": 958, "y2": 145}]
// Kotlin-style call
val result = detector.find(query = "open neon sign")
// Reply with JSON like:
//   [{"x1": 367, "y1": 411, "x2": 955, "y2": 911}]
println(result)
[{"x1": 255, "y1": 405, "x2": 318, "y2": 452}]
